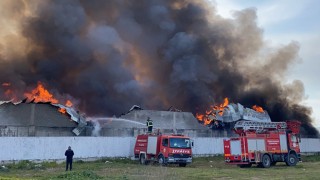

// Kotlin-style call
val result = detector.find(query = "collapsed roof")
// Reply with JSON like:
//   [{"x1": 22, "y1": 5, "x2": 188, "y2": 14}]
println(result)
[
  {"x1": 212, "y1": 103, "x2": 271, "y2": 123},
  {"x1": 0, "y1": 101, "x2": 87, "y2": 136}
]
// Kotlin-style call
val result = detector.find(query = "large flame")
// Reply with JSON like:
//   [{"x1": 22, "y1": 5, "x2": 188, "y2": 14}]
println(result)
[
  {"x1": 196, "y1": 97, "x2": 229, "y2": 125},
  {"x1": 24, "y1": 82, "x2": 59, "y2": 103},
  {"x1": 252, "y1": 105, "x2": 264, "y2": 113},
  {"x1": 22, "y1": 82, "x2": 73, "y2": 115}
]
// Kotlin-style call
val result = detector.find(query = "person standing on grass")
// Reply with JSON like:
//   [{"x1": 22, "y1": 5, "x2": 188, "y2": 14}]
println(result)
[{"x1": 65, "y1": 146, "x2": 74, "y2": 171}]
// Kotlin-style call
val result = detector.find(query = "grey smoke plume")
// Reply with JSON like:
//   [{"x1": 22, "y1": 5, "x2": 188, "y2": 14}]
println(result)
[{"x1": 0, "y1": 0, "x2": 317, "y2": 136}]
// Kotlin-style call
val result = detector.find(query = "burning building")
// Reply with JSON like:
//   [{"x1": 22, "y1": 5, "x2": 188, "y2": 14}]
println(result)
[
  {"x1": 0, "y1": 101, "x2": 80, "y2": 136},
  {"x1": 86, "y1": 106, "x2": 220, "y2": 137},
  {"x1": 196, "y1": 98, "x2": 271, "y2": 127},
  {"x1": 0, "y1": 1, "x2": 318, "y2": 137},
  {"x1": 0, "y1": 82, "x2": 87, "y2": 137}
]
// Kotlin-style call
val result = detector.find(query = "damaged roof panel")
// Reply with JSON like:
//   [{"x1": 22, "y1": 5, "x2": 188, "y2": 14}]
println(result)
[{"x1": 0, "y1": 102, "x2": 78, "y2": 128}]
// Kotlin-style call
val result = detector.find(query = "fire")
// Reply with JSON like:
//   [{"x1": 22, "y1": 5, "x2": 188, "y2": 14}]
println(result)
[
  {"x1": 58, "y1": 108, "x2": 66, "y2": 114},
  {"x1": 65, "y1": 100, "x2": 73, "y2": 107},
  {"x1": 214, "y1": 97, "x2": 229, "y2": 116},
  {"x1": 252, "y1": 105, "x2": 264, "y2": 113},
  {"x1": 24, "y1": 82, "x2": 58, "y2": 103},
  {"x1": 196, "y1": 97, "x2": 229, "y2": 125},
  {"x1": 1, "y1": 81, "x2": 75, "y2": 115},
  {"x1": 23, "y1": 82, "x2": 74, "y2": 115},
  {"x1": 1, "y1": 82, "x2": 18, "y2": 101}
]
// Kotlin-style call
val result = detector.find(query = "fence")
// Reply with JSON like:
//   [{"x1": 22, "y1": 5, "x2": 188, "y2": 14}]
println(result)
[{"x1": 0, "y1": 137, "x2": 319, "y2": 161}]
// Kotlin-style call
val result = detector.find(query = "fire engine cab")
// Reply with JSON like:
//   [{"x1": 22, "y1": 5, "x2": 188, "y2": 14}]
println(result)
[
  {"x1": 134, "y1": 133, "x2": 193, "y2": 167},
  {"x1": 224, "y1": 120, "x2": 301, "y2": 168}
]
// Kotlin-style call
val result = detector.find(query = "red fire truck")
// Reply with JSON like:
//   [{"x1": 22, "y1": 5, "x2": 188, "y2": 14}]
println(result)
[
  {"x1": 223, "y1": 120, "x2": 301, "y2": 168},
  {"x1": 134, "y1": 133, "x2": 193, "y2": 167}
]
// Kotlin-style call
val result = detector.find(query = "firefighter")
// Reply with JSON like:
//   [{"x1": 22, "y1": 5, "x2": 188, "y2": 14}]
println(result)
[
  {"x1": 65, "y1": 146, "x2": 74, "y2": 171},
  {"x1": 146, "y1": 117, "x2": 153, "y2": 133}
]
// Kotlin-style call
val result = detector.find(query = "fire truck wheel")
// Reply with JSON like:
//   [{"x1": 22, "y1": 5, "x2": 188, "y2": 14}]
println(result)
[
  {"x1": 179, "y1": 163, "x2": 187, "y2": 167},
  {"x1": 140, "y1": 154, "x2": 146, "y2": 165},
  {"x1": 286, "y1": 154, "x2": 298, "y2": 166},
  {"x1": 158, "y1": 155, "x2": 166, "y2": 166},
  {"x1": 260, "y1": 154, "x2": 271, "y2": 168}
]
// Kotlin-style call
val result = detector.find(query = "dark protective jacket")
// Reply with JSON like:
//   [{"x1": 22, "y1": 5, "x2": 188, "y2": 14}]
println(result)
[
  {"x1": 146, "y1": 120, "x2": 153, "y2": 127},
  {"x1": 65, "y1": 149, "x2": 74, "y2": 162}
]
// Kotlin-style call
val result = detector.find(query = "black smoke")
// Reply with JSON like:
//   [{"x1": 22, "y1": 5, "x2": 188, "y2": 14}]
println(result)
[{"x1": 0, "y1": 0, "x2": 318, "y2": 136}]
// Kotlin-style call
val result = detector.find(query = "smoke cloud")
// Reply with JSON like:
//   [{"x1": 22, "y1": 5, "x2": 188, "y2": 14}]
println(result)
[{"x1": 0, "y1": 0, "x2": 317, "y2": 136}]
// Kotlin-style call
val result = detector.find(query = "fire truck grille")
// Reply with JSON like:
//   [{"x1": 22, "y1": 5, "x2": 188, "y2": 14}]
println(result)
[{"x1": 173, "y1": 154, "x2": 191, "y2": 158}]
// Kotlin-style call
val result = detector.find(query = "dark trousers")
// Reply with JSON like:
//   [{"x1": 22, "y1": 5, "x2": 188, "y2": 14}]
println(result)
[
  {"x1": 66, "y1": 160, "x2": 73, "y2": 171},
  {"x1": 148, "y1": 126, "x2": 153, "y2": 133}
]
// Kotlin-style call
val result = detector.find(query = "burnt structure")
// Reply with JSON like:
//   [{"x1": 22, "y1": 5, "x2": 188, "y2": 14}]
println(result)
[
  {"x1": 0, "y1": 102, "x2": 233, "y2": 137},
  {"x1": 0, "y1": 102, "x2": 79, "y2": 136},
  {"x1": 86, "y1": 109, "x2": 230, "y2": 137}
]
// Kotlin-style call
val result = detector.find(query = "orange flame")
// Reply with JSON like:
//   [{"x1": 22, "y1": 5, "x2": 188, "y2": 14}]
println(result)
[
  {"x1": 24, "y1": 82, "x2": 58, "y2": 103},
  {"x1": 196, "y1": 98, "x2": 229, "y2": 125},
  {"x1": 1, "y1": 82, "x2": 18, "y2": 101},
  {"x1": 1, "y1": 81, "x2": 75, "y2": 115},
  {"x1": 58, "y1": 108, "x2": 66, "y2": 114},
  {"x1": 252, "y1": 105, "x2": 264, "y2": 113},
  {"x1": 65, "y1": 100, "x2": 73, "y2": 107}
]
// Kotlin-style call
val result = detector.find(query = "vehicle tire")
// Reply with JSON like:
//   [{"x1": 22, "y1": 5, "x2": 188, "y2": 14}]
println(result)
[
  {"x1": 158, "y1": 155, "x2": 166, "y2": 166},
  {"x1": 259, "y1": 154, "x2": 271, "y2": 168},
  {"x1": 238, "y1": 163, "x2": 252, "y2": 168},
  {"x1": 140, "y1": 154, "x2": 146, "y2": 165},
  {"x1": 286, "y1": 154, "x2": 298, "y2": 166},
  {"x1": 179, "y1": 163, "x2": 187, "y2": 167}
]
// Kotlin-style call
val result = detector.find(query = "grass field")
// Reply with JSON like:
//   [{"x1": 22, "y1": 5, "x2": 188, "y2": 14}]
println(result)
[{"x1": 0, "y1": 155, "x2": 319, "y2": 180}]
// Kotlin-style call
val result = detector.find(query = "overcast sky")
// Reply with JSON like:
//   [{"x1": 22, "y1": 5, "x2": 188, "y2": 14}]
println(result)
[{"x1": 214, "y1": 0, "x2": 320, "y2": 127}]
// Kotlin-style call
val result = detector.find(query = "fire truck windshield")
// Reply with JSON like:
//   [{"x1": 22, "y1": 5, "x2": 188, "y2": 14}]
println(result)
[{"x1": 169, "y1": 138, "x2": 191, "y2": 149}]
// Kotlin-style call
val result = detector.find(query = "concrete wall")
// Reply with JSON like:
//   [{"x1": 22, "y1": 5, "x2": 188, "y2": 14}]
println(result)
[
  {"x1": 0, "y1": 137, "x2": 135, "y2": 161},
  {"x1": 300, "y1": 138, "x2": 320, "y2": 152},
  {"x1": 0, "y1": 137, "x2": 319, "y2": 161}
]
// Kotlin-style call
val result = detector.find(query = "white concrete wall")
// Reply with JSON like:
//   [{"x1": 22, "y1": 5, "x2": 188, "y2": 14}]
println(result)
[
  {"x1": 192, "y1": 137, "x2": 225, "y2": 155},
  {"x1": 0, "y1": 137, "x2": 319, "y2": 161},
  {"x1": 0, "y1": 137, "x2": 135, "y2": 161},
  {"x1": 300, "y1": 138, "x2": 320, "y2": 152}
]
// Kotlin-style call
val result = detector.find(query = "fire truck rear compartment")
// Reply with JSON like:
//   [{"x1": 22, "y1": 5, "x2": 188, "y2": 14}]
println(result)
[{"x1": 224, "y1": 121, "x2": 301, "y2": 168}]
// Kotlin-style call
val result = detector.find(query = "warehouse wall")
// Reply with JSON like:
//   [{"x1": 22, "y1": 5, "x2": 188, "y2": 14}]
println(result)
[{"x1": 0, "y1": 137, "x2": 319, "y2": 161}]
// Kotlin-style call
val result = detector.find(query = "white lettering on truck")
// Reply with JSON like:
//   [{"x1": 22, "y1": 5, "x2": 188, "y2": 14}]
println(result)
[{"x1": 172, "y1": 149, "x2": 190, "y2": 154}]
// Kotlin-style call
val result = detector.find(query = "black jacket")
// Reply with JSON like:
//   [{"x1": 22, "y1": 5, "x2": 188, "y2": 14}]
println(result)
[{"x1": 65, "y1": 149, "x2": 74, "y2": 161}]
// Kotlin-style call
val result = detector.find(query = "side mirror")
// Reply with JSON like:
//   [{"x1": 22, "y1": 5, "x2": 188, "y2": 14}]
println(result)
[{"x1": 191, "y1": 140, "x2": 194, "y2": 147}]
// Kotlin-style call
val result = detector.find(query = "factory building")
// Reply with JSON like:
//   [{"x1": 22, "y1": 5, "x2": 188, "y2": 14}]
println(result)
[
  {"x1": 0, "y1": 102, "x2": 232, "y2": 137},
  {"x1": 0, "y1": 102, "x2": 78, "y2": 136}
]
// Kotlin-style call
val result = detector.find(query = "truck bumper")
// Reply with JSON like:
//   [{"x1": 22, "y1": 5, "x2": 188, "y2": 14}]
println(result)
[{"x1": 167, "y1": 157, "x2": 192, "y2": 164}]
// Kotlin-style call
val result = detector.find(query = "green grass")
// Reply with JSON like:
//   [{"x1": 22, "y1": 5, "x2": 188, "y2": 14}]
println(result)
[{"x1": 0, "y1": 155, "x2": 319, "y2": 179}]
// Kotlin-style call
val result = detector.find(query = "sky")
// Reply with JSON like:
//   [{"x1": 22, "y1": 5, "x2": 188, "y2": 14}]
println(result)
[{"x1": 214, "y1": 0, "x2": 320, "y2": 127}]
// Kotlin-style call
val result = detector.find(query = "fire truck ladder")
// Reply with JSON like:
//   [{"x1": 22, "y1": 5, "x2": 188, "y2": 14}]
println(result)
[{"x1": 234, "y1": 120, "x2": 287, "y2": 132}]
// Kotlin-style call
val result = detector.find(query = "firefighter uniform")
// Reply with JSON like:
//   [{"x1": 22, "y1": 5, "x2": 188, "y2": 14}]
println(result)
[{"x1": 146, "y1": 118, "x2": 153, "y2": 133}]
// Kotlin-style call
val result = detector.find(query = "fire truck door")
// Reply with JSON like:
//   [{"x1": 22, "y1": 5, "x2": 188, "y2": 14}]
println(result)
[
  {"x1": 147, "y1": 136, "x2": 158, "y2": 155},
  {"x1": 230, "y1": 140, "x2": 241, "y2": 155},
  {"x1": 279, "y1": 134, "x2": 288, "y2": 152},
  {"x1": 160, "y1": 138, "x2": 168, "y2": 155},
  {"x1": 248, "y1": 139, "x2": 266, "y2": 152}
]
